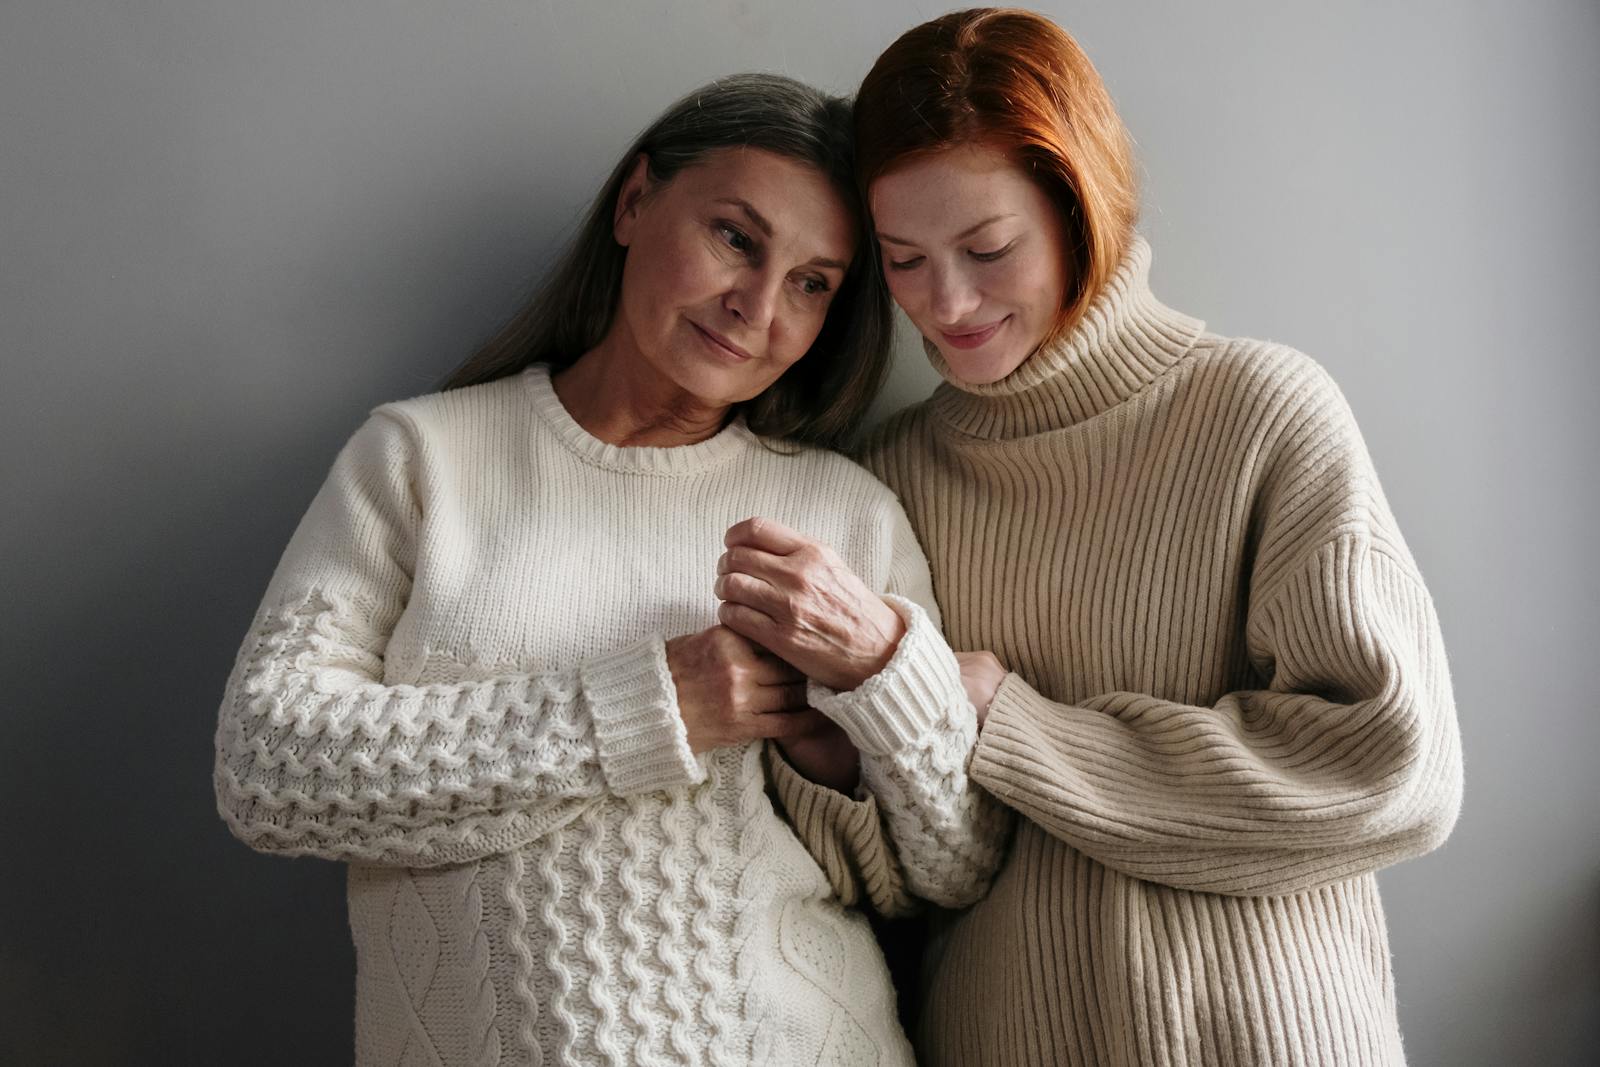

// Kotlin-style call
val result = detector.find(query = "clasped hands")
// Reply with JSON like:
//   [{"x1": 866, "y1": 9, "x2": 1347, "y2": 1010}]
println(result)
[{"x1": 664, "y1": 517, "x2": 1005, "y2": 792}]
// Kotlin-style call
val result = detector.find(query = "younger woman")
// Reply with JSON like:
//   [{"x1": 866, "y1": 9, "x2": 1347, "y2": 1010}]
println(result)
[{"x1": 741, "y1": 11, "x2": 1463, "y2": 1066}]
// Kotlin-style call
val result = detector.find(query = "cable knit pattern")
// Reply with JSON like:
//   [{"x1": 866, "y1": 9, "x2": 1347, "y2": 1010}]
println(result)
[
  {"x1": 780, "y1": 236, "x2": 1463, "y2": 1065},
  {"x1": 805, "y1": 595, "x2": 1012, "y2": 907},
  {"x1": 214, "y1": 365, "x2": 926, "y2": 1066}
]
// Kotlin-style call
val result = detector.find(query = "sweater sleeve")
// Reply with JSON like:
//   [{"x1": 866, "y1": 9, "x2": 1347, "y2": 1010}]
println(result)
[
  {"x1": 967, "y1": 385, "x2": 1463, "y2": 897},
  {"x1": 762, "y1": 743, "x2": 915, "y2": 917},
  {"x1": 799, "y1": 502, "x2": 1014, "y2": 908},
  {"x1": 213, "y1": 410, "x2": 703, "y2": 868}
]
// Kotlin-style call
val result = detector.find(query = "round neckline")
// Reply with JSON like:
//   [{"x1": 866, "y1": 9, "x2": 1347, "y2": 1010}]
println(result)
[{"x1": 521, "y1": 363, "x2": 757, "y2": 475}]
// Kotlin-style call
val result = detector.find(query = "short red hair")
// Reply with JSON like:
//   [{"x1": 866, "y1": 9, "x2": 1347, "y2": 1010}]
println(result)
[{"x1": 854, "y1": 8, "x2": 1138, "y2": 343}]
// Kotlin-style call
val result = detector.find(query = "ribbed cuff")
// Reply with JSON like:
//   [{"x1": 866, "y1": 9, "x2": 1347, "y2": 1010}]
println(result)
[
  {"x1": 580, "y1": 634, "x2": 704, "y2": 795},
  {"x1": 806, "y1": 595, "x2": 966, "y2": 757},
  {"x1": 969, "y1": 671, "x2": 1053, "y2": 799}
]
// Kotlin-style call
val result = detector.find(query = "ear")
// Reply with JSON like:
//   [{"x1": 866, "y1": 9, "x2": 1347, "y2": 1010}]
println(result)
[{"x1": 612, "y1": 153, "x2": 652, "y2": 247}]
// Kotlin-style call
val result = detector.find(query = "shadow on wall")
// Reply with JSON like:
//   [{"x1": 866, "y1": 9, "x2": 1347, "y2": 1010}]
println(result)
[{"x1": 2, "y1": 175, "x2": 571, "y2": 1064}]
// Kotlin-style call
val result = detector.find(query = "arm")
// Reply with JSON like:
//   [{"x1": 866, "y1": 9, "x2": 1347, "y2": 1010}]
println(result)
[
  {"x1": 969, "y1": 389, "x2": 1463, "y2": 897},
  {"x1": 762, "y1": 742, "x2": 915, "y2": 917},
  {"x1": 973, "y1": 535, "x2": 1460, "y2": 896},
  {"x1": 720, "y1": 508, "x2": 1014, "y2": 908},
  {"x1": 215, "y1": 410, "x2": 719, "y2": 868},
  {"x1": 803, "y1": 592, "x2": 1012, "y2": 908}
]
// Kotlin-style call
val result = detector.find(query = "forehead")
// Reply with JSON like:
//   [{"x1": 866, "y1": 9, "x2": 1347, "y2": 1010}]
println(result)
[
  {"x1": 670, "y1": 147, "x2": 856, "y2": 261},
  {"x1": 869, "y1": 143, "x2": 1044, "y2": 236}
]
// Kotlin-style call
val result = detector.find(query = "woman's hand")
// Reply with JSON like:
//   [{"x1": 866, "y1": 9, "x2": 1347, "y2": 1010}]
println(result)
[
  {"x1": 715, "y1": 517, "x2": 906, "y2": 692},
  {"x1": 665, "y1": 625, "x2": 824, "y2": 754},
  {"x1": 955, "y1": 651, "x2": 1007, "y2": 728}
]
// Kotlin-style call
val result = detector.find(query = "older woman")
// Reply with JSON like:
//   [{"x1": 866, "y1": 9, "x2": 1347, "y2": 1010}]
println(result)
[
  {"x1": 213, "y1": 73, "x2": 997, "y2": 1066},
  {"x1": 730, "y1": 10, "x2": 1464, "y2": 1067}
]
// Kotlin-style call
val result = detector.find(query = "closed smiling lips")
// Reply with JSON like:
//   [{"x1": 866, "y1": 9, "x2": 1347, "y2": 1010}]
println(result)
[
  {"x1": 939, "y1": 316, "x2": 1009, "y2": 350},
  {"x1": 692, "y1": 321, "x2": 754, "y2": 362}
]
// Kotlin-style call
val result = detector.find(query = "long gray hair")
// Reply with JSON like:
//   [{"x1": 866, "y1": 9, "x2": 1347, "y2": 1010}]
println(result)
[{"x1": 442, "y1": 73, "x2": 892, "y2": 448}]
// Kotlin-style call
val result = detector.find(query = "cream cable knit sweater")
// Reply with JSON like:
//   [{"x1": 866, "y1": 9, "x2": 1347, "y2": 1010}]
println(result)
[
  {"x1": 212, "y1": 365, "x2": 1001, "y2": 1067},
  {"x1": 779, "y1": 237, "x2": 1463, "y2": 1066}
]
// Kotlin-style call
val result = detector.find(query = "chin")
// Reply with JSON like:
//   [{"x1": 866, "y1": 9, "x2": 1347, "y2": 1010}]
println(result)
[
  {"x1": 665, "y1": 352, "x2": 764, "y2": 406},
  {"x1": 938, "y1": 344, "x2": 1029, "y2": 387}
]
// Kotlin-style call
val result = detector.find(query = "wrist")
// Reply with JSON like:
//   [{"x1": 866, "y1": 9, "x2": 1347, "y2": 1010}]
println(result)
[{"x1": 831, "y1": 598, "x2": 907, "y2": 691}]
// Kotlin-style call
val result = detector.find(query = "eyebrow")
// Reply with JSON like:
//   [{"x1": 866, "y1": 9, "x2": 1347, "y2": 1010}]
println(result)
[
  {"x1": 876, "y1": 212, "x2": 1017, "y2": 247},
  {"x1": 716, "y1": 197, "x2": 774, "y2": 237},
  {"x1": 714, "y1": 197, "x2": 849, "y2": 271}
]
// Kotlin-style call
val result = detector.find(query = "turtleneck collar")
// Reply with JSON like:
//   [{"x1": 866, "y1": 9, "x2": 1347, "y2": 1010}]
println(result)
[{"x1": 926, "y1": 235, "x2": 1205, "y2": 441}]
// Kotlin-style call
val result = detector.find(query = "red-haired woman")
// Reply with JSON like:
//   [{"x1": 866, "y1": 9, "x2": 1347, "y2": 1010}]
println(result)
[{"x1": 720, "y1": 8, "x2": 1463, "y2": 1065}]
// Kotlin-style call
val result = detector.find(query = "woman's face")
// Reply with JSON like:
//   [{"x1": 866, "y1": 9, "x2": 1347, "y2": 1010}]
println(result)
[
  {"x1": 610, "y1": 146, "x2": 855, "y2": 407},
  {"x1": 869, "y1": 142, "x2": 1070, "y2": 386}
]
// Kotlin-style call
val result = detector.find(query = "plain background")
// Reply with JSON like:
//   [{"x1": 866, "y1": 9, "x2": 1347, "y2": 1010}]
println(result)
[{"x1": 3, "y1": 1, "x2": 1596, "y2": 1063}]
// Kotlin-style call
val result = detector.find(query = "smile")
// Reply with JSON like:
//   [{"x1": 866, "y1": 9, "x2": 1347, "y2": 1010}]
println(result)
[
  {"x1": 691, "y1": 322, "x2": 754, "y2": 363},
  {"x1": 939, "y1": 317, "x2": 1009, "y2": 350}
]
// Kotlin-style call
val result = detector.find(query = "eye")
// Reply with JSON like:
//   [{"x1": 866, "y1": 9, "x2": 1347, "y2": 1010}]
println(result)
[
  {"x1": 886, "y1": 254, "x2": 925, "y2": 272},
  {"x1": 797, "y1": 275, "x2": 832, "y2": 297},
  {"x1": 716, "y1": 221, "x2": 755, "y2": 255},
  {"x1": 969, "y1": 240, "x2": 1017, "y2": 263}
]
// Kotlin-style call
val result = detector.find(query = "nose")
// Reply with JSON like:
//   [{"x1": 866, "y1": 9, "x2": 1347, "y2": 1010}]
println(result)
[
  {"x1": 928, "y1": 264, "x2": 981, "y2": 326},
  {"x1": 724, "y1": 267, "x2": 782, "y2": 333}
]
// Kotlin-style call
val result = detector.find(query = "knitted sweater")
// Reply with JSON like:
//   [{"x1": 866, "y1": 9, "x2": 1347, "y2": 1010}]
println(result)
[
  {"x1": 212, "y1": 364, "x2": 1002, "y2": 1067},
  {"x1": 779, "y1": 237, "x2": 1463, "y2": 1066}
]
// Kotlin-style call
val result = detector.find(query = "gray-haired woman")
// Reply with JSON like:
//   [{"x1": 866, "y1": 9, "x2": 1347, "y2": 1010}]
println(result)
[{"x1": 213, "y1": 74, "x2": 1000, "y2": 1066}]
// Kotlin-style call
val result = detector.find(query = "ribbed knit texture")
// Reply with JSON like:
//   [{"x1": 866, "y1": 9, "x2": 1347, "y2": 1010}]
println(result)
[
  {"x1": 783, "y1": 236, "x2": 1464, "y2": 1066},
  {"x1": 212, "y1": 364, "x2": 998, "y2": 1066}
]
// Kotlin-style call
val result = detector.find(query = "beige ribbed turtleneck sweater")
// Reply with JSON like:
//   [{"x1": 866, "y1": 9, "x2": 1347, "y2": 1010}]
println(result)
[{"x1": 777, "y1": 236, "x2": 1463, "y2": 1066}]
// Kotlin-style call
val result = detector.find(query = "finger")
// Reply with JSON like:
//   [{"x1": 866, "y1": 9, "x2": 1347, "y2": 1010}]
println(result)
[
  {"x1": 746, "y1": 642, "x2": 786, "y2": 663},
  {"x1": 751, "y1": 657, "x2": 804, "y2": 686},
  {"x1": 718, "y1": 600, "x2": 774, "y2": 642},
  {"x1": 743, "y1": 643, "x2": 805, "y2": 684},
  {"x1": 717, "y1": 544, "x2": 791, "y2": 582},
  {"x1": 724, "y1": 515, "x2": 810, "y2": 554},
  {"x1": 749, "y1": 683, "x2": 808, "y2": 712},
  {"x1": 713, "y1": 570, "x2": 787, "y2": 616}
]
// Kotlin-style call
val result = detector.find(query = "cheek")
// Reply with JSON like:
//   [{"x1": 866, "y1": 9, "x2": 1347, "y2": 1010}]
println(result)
[
  {"x1": 616, "y1": 257, "x2": 662, "y2": 339},
  {"x1": 979, "y1": 258, "x2": 1029, "y2": 310},
  {"x1": 621, "y1": 235, "x2": 678, "y2": 332},
  {"x1": 884, "y1": 271, "x2": 928, "y2": 320},
  {"x1": 642, "y1": 227, "x2": 731, "y2": 315},
  {"x1": 674, "y1": 235, "x2": 731, "y2": 301},
  {"x1": 1014, "y1": 251, "x2": 1066, "y2": 320}
]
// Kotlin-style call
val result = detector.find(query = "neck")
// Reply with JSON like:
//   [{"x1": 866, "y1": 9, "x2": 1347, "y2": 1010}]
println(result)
[
  {"x1": 927, "y1": 235, "x2": 1206, "y2": 440},
  {"x1": 553, "y1": 328, "x2": 731, "y2": 447}
]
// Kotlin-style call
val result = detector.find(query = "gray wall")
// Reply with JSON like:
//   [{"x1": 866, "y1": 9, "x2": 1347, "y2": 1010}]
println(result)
[{"x1": 3, "y1": 2, "x2": 1595, "y2": 1063}]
